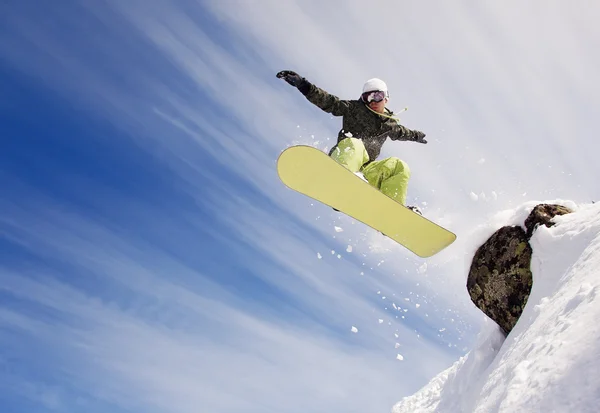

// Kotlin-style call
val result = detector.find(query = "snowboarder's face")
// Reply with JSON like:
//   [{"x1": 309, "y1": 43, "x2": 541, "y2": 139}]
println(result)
[{"x1": 368, "y1": 98, "x2": 387, "y2": 113}]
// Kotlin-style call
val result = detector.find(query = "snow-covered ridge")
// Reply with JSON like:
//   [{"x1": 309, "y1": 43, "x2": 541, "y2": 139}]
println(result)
[{"x1": 394, "y1": 202, "x2": 600, "y2": 413}]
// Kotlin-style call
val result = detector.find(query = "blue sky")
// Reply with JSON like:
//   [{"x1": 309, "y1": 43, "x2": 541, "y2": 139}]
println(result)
[{"x1": 1, "y1": 1, "x2": 599, "y2": 412}]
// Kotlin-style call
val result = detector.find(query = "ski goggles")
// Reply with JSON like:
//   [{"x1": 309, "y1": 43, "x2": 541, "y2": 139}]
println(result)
[{"x1": 361, "y1": 90, "x2": 387, "y2": 103}]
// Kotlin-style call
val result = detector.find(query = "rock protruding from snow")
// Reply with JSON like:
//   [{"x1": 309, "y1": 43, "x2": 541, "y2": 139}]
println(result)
[
  {"x1": 524, "y1": 203, "x2": 573, "y2": 238},
  {"x1": 467, "y1": 225, "x2": 533, "y2": 335},
  {"x1": 467, "y1": 203, "x2": 573, "y2": 335}
]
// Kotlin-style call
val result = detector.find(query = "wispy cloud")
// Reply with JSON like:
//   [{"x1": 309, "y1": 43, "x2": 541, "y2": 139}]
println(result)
[
  {"x1": 0, "y1": 182, "x2": 461, "y2": 412},
  {"x1": 0, "y1": 193, "x2": 460, "y2": 412}
]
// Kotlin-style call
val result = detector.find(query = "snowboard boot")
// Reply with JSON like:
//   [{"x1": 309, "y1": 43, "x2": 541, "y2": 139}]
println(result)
[{"x1": 407, "y1": 205, "x2": 423, "y2": 216}]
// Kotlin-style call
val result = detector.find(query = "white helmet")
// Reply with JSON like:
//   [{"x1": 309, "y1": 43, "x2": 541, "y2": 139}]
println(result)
[{"x1": 362, "y1": 78, "x2": 389, "y2": 96}]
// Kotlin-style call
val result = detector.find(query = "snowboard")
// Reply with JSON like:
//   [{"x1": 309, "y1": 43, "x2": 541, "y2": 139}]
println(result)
[{"x1": 277, "y1": 145, "x2": 456, "y2": 257}]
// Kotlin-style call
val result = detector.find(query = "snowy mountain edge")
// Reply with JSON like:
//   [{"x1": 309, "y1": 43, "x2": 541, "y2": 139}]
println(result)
[{"x1": 393, "y1": 201, "x2": 600, "y2": 413}]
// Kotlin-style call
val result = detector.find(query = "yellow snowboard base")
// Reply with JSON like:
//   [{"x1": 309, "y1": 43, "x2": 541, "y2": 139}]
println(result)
[{"x1": 277, "y1": 145, "x2": 456, "y2": 257}]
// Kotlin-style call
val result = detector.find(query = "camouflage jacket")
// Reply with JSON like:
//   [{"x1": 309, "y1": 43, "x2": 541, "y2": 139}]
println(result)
[{"x1": 299, "y1": 81, "x2": 422, "y2": 162}]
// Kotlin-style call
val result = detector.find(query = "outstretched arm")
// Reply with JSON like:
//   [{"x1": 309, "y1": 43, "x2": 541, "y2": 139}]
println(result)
[
  {"x1": 389, "y1": 123, "x2": 428, "y2": 144},
  {"x1": 276, "y1": 70, "x2": 351, "y2": 117}
]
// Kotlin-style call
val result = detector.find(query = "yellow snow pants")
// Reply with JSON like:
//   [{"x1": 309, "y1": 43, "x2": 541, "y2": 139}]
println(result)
[{"x1": 330, "y1": 137, "x2": 411, "y2": 205}]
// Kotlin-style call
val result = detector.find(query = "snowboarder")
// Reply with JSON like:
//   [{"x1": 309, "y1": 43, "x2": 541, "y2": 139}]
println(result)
[{"x1": 276, "y1": 70, "x2": 427, "y2": 214}]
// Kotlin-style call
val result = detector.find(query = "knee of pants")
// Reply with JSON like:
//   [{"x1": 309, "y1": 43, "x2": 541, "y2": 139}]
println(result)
[
  {"x1": 386, "y1": 157, "x2": 411, "y2": 179},
  {"x1": 331, "y1": 137, "x2": 369, "y2": 170}
]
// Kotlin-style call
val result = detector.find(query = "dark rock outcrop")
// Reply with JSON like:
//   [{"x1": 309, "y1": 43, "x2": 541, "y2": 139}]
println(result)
[
  {"x1": 467, "y1": 226, "x2": 533, "y2": 335},
  {"x1": 524, "y1": 204, "x2": 573, "y2": 238},
  {"x1": 467, "y1": 203, "x2": 574, "y2": 335}
]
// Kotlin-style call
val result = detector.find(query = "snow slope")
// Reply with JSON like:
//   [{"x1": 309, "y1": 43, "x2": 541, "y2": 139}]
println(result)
[{"x1": 393, "y1": 201, "x2": 600, "y2": 413}]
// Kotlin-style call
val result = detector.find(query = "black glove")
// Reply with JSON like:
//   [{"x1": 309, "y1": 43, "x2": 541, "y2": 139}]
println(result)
[
  {"x1": 414, "y1": 130, "x2": 427, "y2": 144},
  {"x1": 276, "y1": 70, "x2": 304, "y2": 87}
]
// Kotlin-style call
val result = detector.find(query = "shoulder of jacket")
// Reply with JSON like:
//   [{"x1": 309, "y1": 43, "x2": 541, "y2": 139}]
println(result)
[{"x1": 346, "y1": 99, "x2": 363, "y2": 111}]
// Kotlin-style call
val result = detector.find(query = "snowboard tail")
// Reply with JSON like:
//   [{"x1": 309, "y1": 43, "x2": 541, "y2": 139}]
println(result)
[{"x1": 277, "y1": 145, "x2": 456, "y2": 257}]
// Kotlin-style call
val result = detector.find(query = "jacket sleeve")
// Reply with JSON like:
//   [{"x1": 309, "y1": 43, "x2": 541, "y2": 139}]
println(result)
[
  {"x1": 389, "y1": 123, "x2": 421, "y2": 142},
  {"x1": 298, "y1": 81, "x2": 352, "y2": 117}
]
